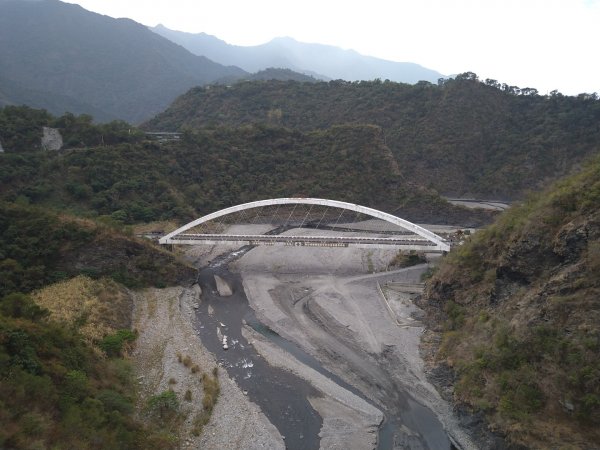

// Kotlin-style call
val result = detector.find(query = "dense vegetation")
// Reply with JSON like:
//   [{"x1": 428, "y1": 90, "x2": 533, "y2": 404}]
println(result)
[
  {"x1": 218, "y1": 67, "x2": 319, "y2": 84},
  {"x1": 0, "y1": 201, "x2": 194, "y2": 448},
  {"x1": 1, "y1": 295, "x2": 147, "y2": 449},
  {"x1": 3, "y1": 67, "x2": 599, "y2": 448},
  {"x1": 0, "y1": 106, "x2": 491, "y2": 226},
  {"x1": 422, "y1": 155, "x2": 600, "y2": 448},
  {"x1": 145, "y1": 75, "x2": 600, "y2": 199},
  {"x1": 0, "y1": 105, "x2": 143, "y2": 152},
  {"x1": 0, "y1": 202, "x2": 195, "y2": 297}
]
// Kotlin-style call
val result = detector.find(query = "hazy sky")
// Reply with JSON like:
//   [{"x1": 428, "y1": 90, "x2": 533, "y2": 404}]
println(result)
[{"x1": 65, "y1": 0, "x2": 599, "y2": 95}]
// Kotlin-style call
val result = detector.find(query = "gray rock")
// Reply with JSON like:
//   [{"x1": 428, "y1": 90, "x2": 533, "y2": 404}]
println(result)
[
  {"x1": 41, "y1": 127, "x2": 63, "y2": 151},
  {"x1": 214, "y1": 274, "x2": 233, "y2": 296}
]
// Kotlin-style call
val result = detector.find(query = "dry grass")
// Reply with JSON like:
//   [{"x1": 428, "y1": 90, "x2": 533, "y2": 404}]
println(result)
[
  {"x1": 191, "y1": 369, "x2": 220, "y2": 436},
  {"x1": 174, "y1": 355, "x2": 221, "y2": 437},
  {"x1": 32, "y1": 275, "x2": 132, "y2": 350}
]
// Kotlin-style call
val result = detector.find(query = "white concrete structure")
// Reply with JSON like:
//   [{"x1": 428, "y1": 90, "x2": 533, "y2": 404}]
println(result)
[{"x1": 160, "y1": 198, "x2": 451, "y2": 252}]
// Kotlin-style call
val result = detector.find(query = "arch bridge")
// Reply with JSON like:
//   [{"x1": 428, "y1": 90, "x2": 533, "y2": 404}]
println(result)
[{"x1": 159, "y1": 198, "x2": 450, "y2": 252}]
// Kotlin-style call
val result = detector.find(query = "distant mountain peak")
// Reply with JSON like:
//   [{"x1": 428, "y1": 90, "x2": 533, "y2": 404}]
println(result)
[{"x1": 151, "y1": 25, "x2": 445, "y2": 84}]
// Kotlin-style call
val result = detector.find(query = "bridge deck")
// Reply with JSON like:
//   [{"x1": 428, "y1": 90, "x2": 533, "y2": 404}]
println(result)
[{"x1": 164, "y1": 233, "x2": 446, "y2": 251}]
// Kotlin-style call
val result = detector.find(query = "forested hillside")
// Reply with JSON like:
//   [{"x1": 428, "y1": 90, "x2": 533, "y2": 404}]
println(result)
[
  {"x1": 0, "y1": 201, "x2": 195, "y2": 449},
  {"x1": 145, "y1": 75, "x2": 600, "y2": 199},
  {"x1": 0, "y1": 202, "x2": 195, "y2": 297},
  {"x1": 0, "y1": 104, "x2": 492, "y2": 447},
  {"x1": 0, "y1": 105, "x2": 196, "y2": 450},
  {"x1": 0, "y1": 106, "x2": 491, "y2": 226},
  {"x1": 421, "y1": 155, "x2": 600, "y2": 448}
]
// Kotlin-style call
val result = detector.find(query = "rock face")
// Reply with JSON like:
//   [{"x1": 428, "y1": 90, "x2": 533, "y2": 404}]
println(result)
[
  {"x1": 41, "y1": 126, "x2": 63, "y2": 151},
  {"x1": 0, "y1": 139, "x2": 4, "y2": 152}
]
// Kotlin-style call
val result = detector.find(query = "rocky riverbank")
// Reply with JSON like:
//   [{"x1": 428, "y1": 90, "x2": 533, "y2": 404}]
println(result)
[{"x1": 130, "y1": 285, "x2": 284, "y2": 449}]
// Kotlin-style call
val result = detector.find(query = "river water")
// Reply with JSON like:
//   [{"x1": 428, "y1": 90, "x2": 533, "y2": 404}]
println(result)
[
  {"x1": 195, "y1": 264, "x2": 322, "y2": 449},
  {"x1": 192, "y1": 247, "x2": 453, "y2": 450}
]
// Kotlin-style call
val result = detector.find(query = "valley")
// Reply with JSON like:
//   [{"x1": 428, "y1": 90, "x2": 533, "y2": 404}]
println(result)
[
  {"x1": 132, "y1": 226, "x2": 478, "y2": 449},
  {"x1": 0, "y1": 4, "x2": 598, "y2": 445}
]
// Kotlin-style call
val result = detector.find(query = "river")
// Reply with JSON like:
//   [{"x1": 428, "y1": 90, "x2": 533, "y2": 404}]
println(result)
[{"x1": 192, "y1": 246, "x2": 454, "y2": 449}]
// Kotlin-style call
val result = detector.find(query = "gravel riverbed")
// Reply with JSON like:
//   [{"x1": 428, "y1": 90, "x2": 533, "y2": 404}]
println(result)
[
  {"x1": 130, "y1": 228, "x2": 478, "y2": 449},
  {"x1": 130, "y1": 285, "x2": 284, "y2": 449}
]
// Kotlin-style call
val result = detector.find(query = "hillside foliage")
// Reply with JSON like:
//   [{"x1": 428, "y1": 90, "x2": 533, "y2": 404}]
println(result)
[
  {"x1": 0, "y1": 105, "x2": 143, "y2": 152},
  {"x1": 0, "y1": 200, "x2": 195, "y2": 448},
  {"x1": 0, "y1": 287, "x2": 182, "y2": 449},
  {"x1": 0, "y1": 202, "x2": 195, "y2": 297},
  {"x1": 2, "y1": 70, "x2": 599, "y2": 449},
  {"x1": 423, "y1": 155, "x2": 600, "y2": 448},
  {"x1": 0, "y1": 107, "x2": 492, "y2": 226},
  {"x1": 145, "y1": 76, "x2": 600, "y2": 199}
]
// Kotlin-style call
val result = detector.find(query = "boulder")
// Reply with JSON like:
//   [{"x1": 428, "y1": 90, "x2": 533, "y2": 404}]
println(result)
[{"x1": 214, "y1": 275, "x2": 232, "y2": 296}]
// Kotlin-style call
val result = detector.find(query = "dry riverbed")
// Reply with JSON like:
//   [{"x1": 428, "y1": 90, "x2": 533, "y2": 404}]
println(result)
[
  {"x1": 235, "y1": 242, "x2": 477, "y2": 449},
  {"x1": 131, "y1": 224, "x2": 477, "y2": 449}
]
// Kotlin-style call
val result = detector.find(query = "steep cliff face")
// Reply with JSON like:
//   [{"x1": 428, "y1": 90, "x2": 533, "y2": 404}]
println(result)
[{"x1": 421, "y1": 156, "x2": 600, "y2": 448}]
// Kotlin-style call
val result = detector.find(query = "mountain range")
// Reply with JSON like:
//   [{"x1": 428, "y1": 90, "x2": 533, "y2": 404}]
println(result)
[
  {"x1": 151, "y1": 24, "x2": 445, "y2": 84},
  {"x1": 0, "y1": 0, "x2": 447, "y2": 123}
]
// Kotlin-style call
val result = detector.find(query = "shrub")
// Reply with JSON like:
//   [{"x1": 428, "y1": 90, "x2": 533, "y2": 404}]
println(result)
[
  {"x1": 99, "y1": 329, "x2": 137, "y2": 357},
  {"x1": 444, "y1": 301, "x2": 465, "y2": 330},
  {"x1": 97, "y1": 389, "x2": 133, "y2": 415},
  {"x1": 147, "y1": 390, "x2": 179, "y2": 419},
  {"x1": 61, "y1": 370, "x2": 89, "y2": 405},
  {"x1": 0, "y1": 293, "x2": 48, "y2": 321},
  {"x1": 201, "y1": 394, "x2": 213, "y2": 412}
]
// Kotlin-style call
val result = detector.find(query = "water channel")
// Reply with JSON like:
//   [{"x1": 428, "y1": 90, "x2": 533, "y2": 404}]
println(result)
[{"x1": 192, "y1": 246, "x2": 454, "y2": 449}]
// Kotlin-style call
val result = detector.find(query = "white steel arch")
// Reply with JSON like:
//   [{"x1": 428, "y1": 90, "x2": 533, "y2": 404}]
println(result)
[{"x1": 160, "y1": 198, "x2": 450, "y2": 252}]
